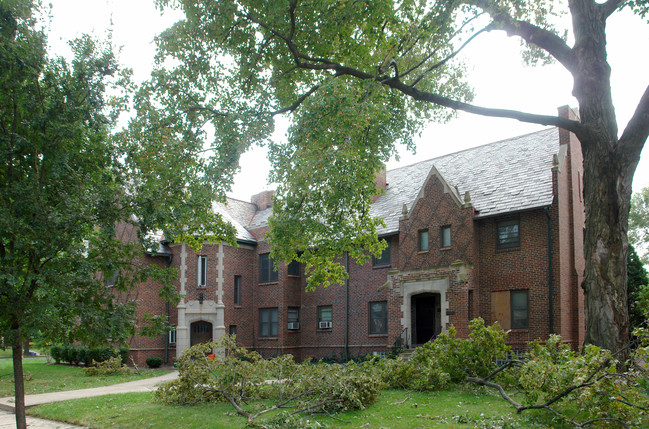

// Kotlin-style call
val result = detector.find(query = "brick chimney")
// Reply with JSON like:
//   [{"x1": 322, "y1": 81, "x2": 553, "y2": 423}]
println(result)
[
  {"x1": 372, "y1": 169, "x2": 387, "y2": 203},
  {"x1": 558, "y1": 105, "x2": 579, "y2": 145},
  {"x1": 251, "y1": 190, "x2": 275, "y2": 210}
]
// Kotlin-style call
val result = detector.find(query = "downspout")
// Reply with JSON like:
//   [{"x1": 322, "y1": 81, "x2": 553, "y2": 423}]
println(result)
[
  {"x1": 544, "y1": 207, "x2": 554, "y2": 334},
  {"x1": 345, "y1": 252, "x2": 349, "y2": 361},
  {"x1": 164, "y1": 254, "x2": 173, "y2": 365}
]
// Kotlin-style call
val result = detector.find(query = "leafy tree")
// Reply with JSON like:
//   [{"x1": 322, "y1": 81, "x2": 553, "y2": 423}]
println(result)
[
  {"x1": 149, "y1": 0, "x2": 649, "y2": 353},
  {"x1": 0, "y1": 2, "x2": 234, "y2": 428},
  {"x1": 628, "y1": 244, "x2": 649, "y2": 331},
  {"x1": 630, "y1": 186, "x2": 649, "y2": 266}
]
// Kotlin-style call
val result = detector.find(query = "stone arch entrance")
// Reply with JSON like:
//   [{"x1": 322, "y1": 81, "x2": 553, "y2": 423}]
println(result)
[
  {"x1": 190, "y1": 320, "x2": 213, "y2": 346},
  {"x1": 411, "y1": 293, "x2": 441, "y2": 344},
  {"x1": 399, "y1": 276, "x2": 449, "y2": 347}
]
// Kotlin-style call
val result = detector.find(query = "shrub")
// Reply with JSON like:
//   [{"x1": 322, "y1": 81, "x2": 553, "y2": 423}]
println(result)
[
  {"x1": 49, "y1": 346, "x2": 62, "y2": 364},
  {"x1": 82, "y1": 356, "x2": 131, "y2": 376},
  {"x1": 118, "y1": 347, "x2": 130, "y2": 365},
  {"x1": 146, "y1": 357, "x2": 163, "y2": 368}
]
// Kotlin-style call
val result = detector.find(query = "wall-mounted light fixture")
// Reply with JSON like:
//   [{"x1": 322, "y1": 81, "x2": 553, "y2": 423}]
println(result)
[{"x1": 199, "y1": 293, "x2": 204, "y2": 304}]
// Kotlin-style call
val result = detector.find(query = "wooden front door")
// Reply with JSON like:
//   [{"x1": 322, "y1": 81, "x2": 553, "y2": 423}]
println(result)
[{"x1": 190, "y1": 321, "x2": 213, "y2": 346}]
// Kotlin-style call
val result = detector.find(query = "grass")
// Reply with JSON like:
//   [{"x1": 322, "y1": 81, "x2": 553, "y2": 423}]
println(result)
[
  {"x1": 28, "y1": 388, "x2": 566, "y2": 428},
  {"x1": 0, "y1": 358, "x2": 171, "y2": 397}
]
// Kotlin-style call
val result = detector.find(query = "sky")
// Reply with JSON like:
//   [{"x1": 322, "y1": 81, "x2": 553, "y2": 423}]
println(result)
[{"x1": 46, "y1": 0, "x2": 649, "y2": 202}]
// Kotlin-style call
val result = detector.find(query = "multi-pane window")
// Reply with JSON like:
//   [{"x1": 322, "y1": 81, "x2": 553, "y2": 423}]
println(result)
[
  {"x1": 511, "y1": 290, "x2": 529, "y2": 329},
  {"x1": 259, "y1": 253, "x2": 278, "y2": 283},
  {"x1": 229, "y1": 325, "x2": 237, "y2": 337},
  {"x1": 418, "y1": 229, "x2": 429, "y2": 252},
  {"x1": 197, "y1": 256, "x2": 207, "y2": 287},
  {"x1": 234, "y1": 276, "x2": 242, "y2": 305},
  {"x1": 259, "y1": 308, "x2": 278, "y2": 337},
  {"x1": 168, "y1": 327, "x2": 176, "y2": 344},
  {"x1": 369, "y1": 301, "x2": 388, "y2": 335},
  {"x1": 288, "y1": 307, "x2": 300, "y2": 330},
  {"x1": 496, "y1": 219, "x2": 520, "y2": 249},
  {"x1": 490, "y1": 290, "x2": 529, "y2": 330},
  {"x1": 373, "y1": 240, "x2": 391, "y2": 267},
  {"x1": 287, "y1": 260, "x2": 300, "y2": 277},
  {"x1": 317, "y1": 305, "x2": 333, "y2": 329},
  {"x1": 441, "y1": 225, "x2": 452, "y2": 248}
]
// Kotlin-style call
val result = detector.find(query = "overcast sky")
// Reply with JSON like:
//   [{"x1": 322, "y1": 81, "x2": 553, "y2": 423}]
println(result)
[{"x1": 47, "y1": 0, "x2": 649, "y2": 202}]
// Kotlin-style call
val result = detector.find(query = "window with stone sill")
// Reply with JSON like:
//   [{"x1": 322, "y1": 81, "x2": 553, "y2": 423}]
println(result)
[
  {"x1": 440, "y1": 225, "x2": 451, "y2": 248},
  {"x1": 259, "y1": 308, "x2": 278, "y2": 337},
  {"x1": 369, "y1": 301, "x2": 388, "y2": 335},
  {"x1": 418, "y1": 229, "x2": 429, "y2": 252},
  {"x1": 197, "y1": 255, "x2": 207, "y2": 287}
]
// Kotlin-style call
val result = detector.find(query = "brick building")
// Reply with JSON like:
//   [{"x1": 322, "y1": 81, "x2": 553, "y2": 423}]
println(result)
[{"x1": 128, "y1": 107, "x2": 585, "y2": 365}]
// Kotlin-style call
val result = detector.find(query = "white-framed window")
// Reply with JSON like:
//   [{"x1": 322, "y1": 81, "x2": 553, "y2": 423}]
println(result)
[
  {"x1": 168, "y1": 328, "x2": 176, "y2": 344},
  {"x1": 197, "y1": 256, "x2": 207, "y2": 287}
]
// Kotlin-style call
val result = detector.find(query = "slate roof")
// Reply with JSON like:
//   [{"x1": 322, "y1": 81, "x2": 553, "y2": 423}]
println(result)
[
  {"x1": 213, "y1": 199, "x2": 257, "y2": 242},
  {"x1": 221, "y1": 127, "x2": 560, "y2": 241},
  {"x1": 373, "y1": 127, "x2": 559, "y2": 235}
]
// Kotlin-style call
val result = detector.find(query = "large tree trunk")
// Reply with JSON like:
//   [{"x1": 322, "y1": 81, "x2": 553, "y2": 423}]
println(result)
[
  {"x1": 12, "y1": 325, "x2": 27, "y2": 429},
  {"x1": 569, "y1": 0, "x2": 635, "y2": 355},
  {"x1": 581, "y1": 143, "x2": 632, "y2": 355}
]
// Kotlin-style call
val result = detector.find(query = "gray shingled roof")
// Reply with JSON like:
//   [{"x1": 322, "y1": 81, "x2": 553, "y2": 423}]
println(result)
[
  {"x1": 220, "y1": 127, "x2": 560, "y2": 241},
  {"x1": 372, "y1": 127, "x2": 558, "y2": 235},
  {"x1": 213, "y1": 200, "x2": 257, "y2": 242}
]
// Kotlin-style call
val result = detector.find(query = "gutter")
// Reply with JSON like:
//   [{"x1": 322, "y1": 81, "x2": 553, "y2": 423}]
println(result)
[{"x1": 544, "y1": 207, "x2": 554, "y2": 334}]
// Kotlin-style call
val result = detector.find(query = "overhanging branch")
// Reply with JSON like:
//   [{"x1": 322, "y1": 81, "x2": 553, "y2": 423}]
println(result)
[
  {"x1": 618, "y1": 84, "x2": 649, "y2": 164},
  {"x1": 468, "y1": 0, "x2": 575, "y2": 72}
]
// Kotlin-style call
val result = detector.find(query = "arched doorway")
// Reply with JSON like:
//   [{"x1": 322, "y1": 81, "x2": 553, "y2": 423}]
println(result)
[
  {"x1": 190, "y1": 320, "x2": 213, "y2": 346},
  {"x1": 411, "y1": 293, "x2": 441, "y2": 345}
]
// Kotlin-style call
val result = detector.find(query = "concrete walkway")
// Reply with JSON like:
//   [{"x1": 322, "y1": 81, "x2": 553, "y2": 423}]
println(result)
[{"x1": 0, "y1": 371, "x2": 178, "y2": 428}]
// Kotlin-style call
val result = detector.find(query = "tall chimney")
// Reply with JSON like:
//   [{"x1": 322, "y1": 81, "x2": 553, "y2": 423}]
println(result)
[
  {"x1": 372, "y1": 169, "x2": 387, "y2": 203},
  {"x1": 557, "y1": 105, "x2": 579, "y2": 145},
  {"x1": 251, "y1": 190, "x2": 275, "y2": 210}
]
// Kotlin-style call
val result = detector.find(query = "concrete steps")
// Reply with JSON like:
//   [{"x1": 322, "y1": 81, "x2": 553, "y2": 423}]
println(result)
[{"x1": 398, "y1": 348, "x2": 417, "y2": 362}]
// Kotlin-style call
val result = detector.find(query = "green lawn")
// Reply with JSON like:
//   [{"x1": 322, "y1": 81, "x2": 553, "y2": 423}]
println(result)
[
  {"x1": 0, "y1": 349, "x2": 12, "y2": 359},
  {"x1": 0, "y1": 358, "x2": 171, "y2": 397},
  {"x1": 28, "y1": 388, "x2": 565, "y2": 428}
]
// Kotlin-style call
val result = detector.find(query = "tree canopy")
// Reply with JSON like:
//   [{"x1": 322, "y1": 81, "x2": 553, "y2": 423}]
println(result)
[
  {"x1": 147, "y1": 0, "x2": 649, "y2": 353},
  {"x1": 630, "y1": 186, "x2": 649, "y2": 266},
  {"x1": 0, "y1": 1, "x2": 235, "y2": 427}
]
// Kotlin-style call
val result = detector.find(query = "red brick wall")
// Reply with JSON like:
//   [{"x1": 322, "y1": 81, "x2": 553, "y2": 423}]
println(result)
[{"x1": 476, "y1": 210, "x2": 553, "y2": 349}]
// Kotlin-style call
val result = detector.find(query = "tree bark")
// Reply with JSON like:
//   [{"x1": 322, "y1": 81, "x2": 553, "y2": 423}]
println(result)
[
  {"x1": 11, "y1": 325, "x2": 27, "y2": 429},
  {"x1": 581, "y1": 142, "x2": 632, "y2": 355}
]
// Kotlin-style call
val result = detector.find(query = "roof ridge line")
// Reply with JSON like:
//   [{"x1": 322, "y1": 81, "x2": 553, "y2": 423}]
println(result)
[{"x1": 387, "y1": 127, "x2": 556, "y2": 173}]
